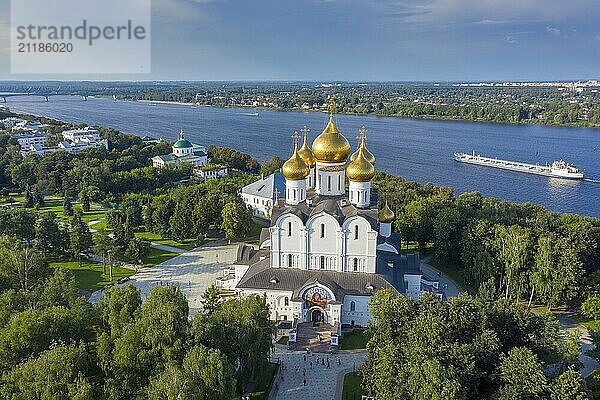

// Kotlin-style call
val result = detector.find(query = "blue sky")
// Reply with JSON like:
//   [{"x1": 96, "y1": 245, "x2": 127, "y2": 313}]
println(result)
[{"x1": 1, "y1": 0, "x2": 599, "y2": 81}]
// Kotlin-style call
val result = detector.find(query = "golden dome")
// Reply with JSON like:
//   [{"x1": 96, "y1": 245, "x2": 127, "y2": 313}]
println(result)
[
  {"x1": 378, "y1": 202, "x2": 395, "y2": 223},
  {"x1": 297, "y1": 128, "x2": 316, "y2": 168},
  {"x1": 282, "y1": 143, "x2": 310, "y2": 181},
  {"x1": 350, "y1": 137, "x2": 376, "y2": 165},
  {"x1": 346, "y1": 146, "x2": 375, "y2": 182},
  {"x1": 311, "y1": 99, "x2": 350, "y2": 163}
]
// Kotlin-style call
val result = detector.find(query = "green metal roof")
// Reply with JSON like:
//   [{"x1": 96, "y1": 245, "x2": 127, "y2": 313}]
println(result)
[{"x1": 173, "y1": 139, "x2": 193, "y2": 148}]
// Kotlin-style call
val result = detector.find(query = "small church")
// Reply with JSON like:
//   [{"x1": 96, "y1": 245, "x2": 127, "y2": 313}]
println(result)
[
  {"x1": 151, "y1": 129, "x2": 209, "y2": 168},
  {"x1": 229, "y1": 99, "x2": 441, "y2": 343}
]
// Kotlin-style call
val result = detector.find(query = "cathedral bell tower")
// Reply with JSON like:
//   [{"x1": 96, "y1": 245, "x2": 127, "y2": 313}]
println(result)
[{"x1": 311, "y1": 99, "x2": 351, "y2": 196}]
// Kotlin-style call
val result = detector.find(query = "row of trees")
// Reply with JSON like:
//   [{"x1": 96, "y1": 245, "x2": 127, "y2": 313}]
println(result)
[
  {"x1": 0, "y1": 236, "x2": 275, "y2": 399},
  {"x1": 363, "y1": 289, "x2": 588, "y2": 399},
  {"x1": 372, "y1": 172, "x2": 600, "y2": 309}
]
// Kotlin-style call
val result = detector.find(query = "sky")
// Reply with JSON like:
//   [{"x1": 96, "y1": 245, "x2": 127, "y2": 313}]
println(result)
[{"x1": 0, "y1": 0, "x2": 599, "y2": 81}]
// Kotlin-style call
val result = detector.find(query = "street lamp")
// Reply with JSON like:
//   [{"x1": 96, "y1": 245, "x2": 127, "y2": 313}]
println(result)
[{"x1": 107, "y1": 249, "x2": 113, "y2": 280}]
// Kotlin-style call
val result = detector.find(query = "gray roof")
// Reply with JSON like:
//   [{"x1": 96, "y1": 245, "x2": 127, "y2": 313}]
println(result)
[
  {"x1": 241, "y1": 172, "x2": 286, "y2": 199},
  {"x1": 271, "y1": 188, "x2": 380, "y2": 230},
  {"x1": 236, "y1": 258, "x2": 399, "y2": 300}
]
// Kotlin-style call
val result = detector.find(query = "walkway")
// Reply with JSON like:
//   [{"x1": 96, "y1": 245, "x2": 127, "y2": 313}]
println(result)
[
  {"x1": 419, "y1": 255, "x2": 463, "y2": 298},
  {"x1": 88, "y1": 243, "x2": 238, "y2": 315},
  {"x1": 270, "y1": 347, "x2": 365, "y2": 400},
  {"x1": 149, "y1": 242, "x2": 186, "y2": 254}
]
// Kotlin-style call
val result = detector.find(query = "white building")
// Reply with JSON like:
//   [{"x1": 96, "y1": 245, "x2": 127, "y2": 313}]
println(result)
[
  {"x1": 11, "y1": 131, "x2": 47, "y2": 149},
  {"x1": 151, "y1": 129, "x2": 209, "y2": 168},
  {"x1": 241, "y1": 173, "x2": 286, "y2": 219},
  {"x1": 2, "y1": 117, "x2": 27, "y2": 130},
  {"x1": 232, "y1": 100, "x2": 439, "y2": 341},
  {"x1": 61, "y1": 127, "x2": 102, "y2": 142},
  {"x1": 194, "y1": 164, "x2": 229, "y2": 179},
  {"x1": 13, "y1": 126, "x2": 109, "y2": 156}
]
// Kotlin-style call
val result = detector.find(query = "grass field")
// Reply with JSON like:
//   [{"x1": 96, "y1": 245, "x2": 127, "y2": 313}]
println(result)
[
  {"x1": 49, "y1": 258, "x2": 135, "y2": 292},
  {"x1": 142, "y1": 247, "x2": 179, "y2": 267},
  {"x1": 276, "y1": 336, "x2": 289, "y2": 345},
  {"x1": 135, "y1": 231, "x2": 197, "y2": 251},
  {"x1": 340, "y1": 329, "x2": 371, "y2": 350},
  {"x1": 342, "y1": 371, "x2": 366, "y2": 399}
]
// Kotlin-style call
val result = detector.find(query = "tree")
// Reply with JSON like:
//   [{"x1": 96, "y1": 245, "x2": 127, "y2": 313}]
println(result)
[
  {"x1": 530, "y1": 235, "x2": 584, "y2": 308},
  {"x1": 259, "y1": 156, "x2": 284, "y2": 177},
  {"x1": 432, "y1": 206, "x2": 462, "y2": 265},
  {"x1": 35, "y1": 211, "x2": 64, "y2": 257},
  {"x1": 201, "y1": 285, "x2": 221, "y2": 314},
  {"x1": 70, "y1": 212, "x2": 93, "y2": 266},
  {"x1": 498, "y1": 347, "x2": 548, "y2": 400},
  {"x1": 0, "y1": 241, "x2": 50, "y2": 292},
  {"x1": 79, "y1": 190, "x2": 91, "y2": 212},
  {"x1": 191, "y1": 295, "x2": 275, "y2": 393},
  {"x1": 148, "y1": 345, "x2": 235, "y2": 400},
  {"x1": 1, "y1": 343, "x2": 93, "y2": 400},
  {"x1": 63, "y1": 197, "x2": 74, "y2": 216},
  {"x1": 549, "y1": 370, "x2": 589, "y2": 400},
  {"x1": 494, "y1": 225, "x2": 533, "y2": 300},
  {"x1": 581, "y1": 294, "x2": 600, "y2": 321},
  {"x1": 125, "y1": 237, "x2": 150, "y2": 264},
  {"x1": 221, "y1": 200, "x2": 253, "y2": 239},
  {"x1": 121, "y1": 193, "x2": 144, "y2": 228},
  {"x1": 93, "y1": 230, "x2": 118, "y2": 275}
]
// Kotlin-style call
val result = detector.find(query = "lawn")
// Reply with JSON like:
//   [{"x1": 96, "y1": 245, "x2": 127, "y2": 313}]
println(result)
[
  {"x1": 142, "y1": 247, "x2": 179, "y2": 267},
  {"x1": 248, "y1": 362, "x2": 279, "y2": 400},
  {"x1": 428, "y1": 258, "x2": 474, "y2": 294},
  {"x1": 340, "y1": 329, "x2": 371, "y2": 350},
  {"x1": 135, "y1": 231, "x2": 197, "y2": 251},
  {"x1": 276, "y1": 336, "x2": 289, "y2": 345},
  {"x1": 49, "y1": 258, "x2": 135, "y2": 292},
  {"x1": 32, "y1": 199, "x2": 109, "y2": 224},
  {"x1": 342, "y1": 371, "x2": 366, "y2": 399}
]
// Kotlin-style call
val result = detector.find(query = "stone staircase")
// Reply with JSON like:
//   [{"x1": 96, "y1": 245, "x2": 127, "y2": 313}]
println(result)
[{"x1": 290, "y1": 322, "x2": 338, "y2": 353}]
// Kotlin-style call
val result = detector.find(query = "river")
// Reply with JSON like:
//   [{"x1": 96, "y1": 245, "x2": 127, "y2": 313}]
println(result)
[{"x1": 5, "y1": 95, "x2": 600, "y2": 217}]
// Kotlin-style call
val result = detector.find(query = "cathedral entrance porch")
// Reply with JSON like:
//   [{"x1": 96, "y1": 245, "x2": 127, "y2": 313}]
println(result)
[
  {"x1": 290, "y1": 322, "x2": 338, "y2": 353},
  {"x1": 307, "y1": 306, "x2": 327, "y2": 326}
]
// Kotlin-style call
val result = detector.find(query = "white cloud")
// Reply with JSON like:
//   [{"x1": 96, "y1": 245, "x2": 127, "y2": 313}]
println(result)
[{"x1": 546, "y1": 25, "x2": 561, "y2": 36}]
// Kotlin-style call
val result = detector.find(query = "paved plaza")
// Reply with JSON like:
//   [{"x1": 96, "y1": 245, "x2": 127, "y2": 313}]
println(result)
[
  {"x1": 270, "y1": 347, "x2": 365, "y2": 400},
  {"x1": 88, "y1": 243, "x2": 238, "y2": 315}
]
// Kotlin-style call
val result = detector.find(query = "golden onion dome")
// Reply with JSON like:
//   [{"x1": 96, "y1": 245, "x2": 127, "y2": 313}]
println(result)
[
  {"x1": 312, "y1": 115, "x2": 351, "y2": 163},
  {"x1": 378, "y1": 202, "x2": 395, "y2": 223},
  {"x1": 297, "y1": 132, "x2": 316, "y2": 168},
  {"x1": 350, "y1": 137, "x2": 376, "y2": 165},
  {"x1": 346, "y1": 145, "x2": 375, "y2": 182},
  {"x1": 282, "y1": 144, "x2": 310, "y2": 181}
]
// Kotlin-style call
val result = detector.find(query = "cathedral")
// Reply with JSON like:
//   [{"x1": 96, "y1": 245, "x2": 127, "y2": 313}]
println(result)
[{"x1": 232, "y1": 99, "x2": 439, "y2": 339}]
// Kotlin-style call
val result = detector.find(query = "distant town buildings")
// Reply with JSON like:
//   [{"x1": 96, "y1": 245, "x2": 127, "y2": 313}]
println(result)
[
  {"x1": 6, "y1": 123, "x2": 109, "y2": 156},
  {"x1": 151, "y1": 129, "x2": 209, "y2": 168}
]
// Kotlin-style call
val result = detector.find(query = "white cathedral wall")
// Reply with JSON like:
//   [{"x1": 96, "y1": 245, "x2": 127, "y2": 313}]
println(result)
[
  {"x1": 271, "y1": 213, "x2": 306, "y2": 268},
  {"x1": 306, "y1": 213, "x2": 343, "y2": 271},
  {"x1": 340, "y1": 295, "x2": 372, "y2": 327},
  {"x1": 342, "y1": 216, "x2": 377, "y2": 273},
  {"x1": 238, "y1": 288, "x2": 295, "y2": 322}
]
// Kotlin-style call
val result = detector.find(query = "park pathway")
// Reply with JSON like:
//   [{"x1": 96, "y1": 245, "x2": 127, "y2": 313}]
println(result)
[
  {"x1": 87, "y1": 243, "x2": 238, "y2": 315},
  {"x1": 270, "y1": 347, "x2": 365, "y2": 400},
  {"x1": 419, "y1": 255, "x2": 463, "y2": 298}
]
